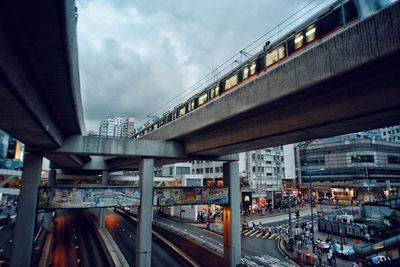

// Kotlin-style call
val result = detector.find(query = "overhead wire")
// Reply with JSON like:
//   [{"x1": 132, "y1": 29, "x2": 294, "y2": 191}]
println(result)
[{"x1": 136, "y1": 0, "x2": 334, "y2": 128}]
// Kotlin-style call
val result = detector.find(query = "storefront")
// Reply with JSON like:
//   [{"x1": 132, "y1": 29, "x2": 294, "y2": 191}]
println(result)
[{"x1": 332, "y1": 188, "x2": 353, "y2": 203}]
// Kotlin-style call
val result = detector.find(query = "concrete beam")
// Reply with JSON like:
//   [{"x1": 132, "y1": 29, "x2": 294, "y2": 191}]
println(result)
[{"x1": 51, "y1": 135, "x2": 187, "y2": 159}]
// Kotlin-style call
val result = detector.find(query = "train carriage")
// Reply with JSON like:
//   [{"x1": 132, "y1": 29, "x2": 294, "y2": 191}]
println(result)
[{"x1": 135, "y1": 0, "x2": 394, "y2": 139}]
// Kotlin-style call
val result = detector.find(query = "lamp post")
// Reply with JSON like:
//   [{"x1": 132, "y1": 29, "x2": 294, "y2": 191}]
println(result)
[
  {"x1": 287, "y1": 189, "x2": 294, "y2": 252},
  {"x1": 308, "y1": 171, "x2": 315, "y2": 254},
  {"x1": 296, "y1": 167, "x2": 323, "y2": 255}
]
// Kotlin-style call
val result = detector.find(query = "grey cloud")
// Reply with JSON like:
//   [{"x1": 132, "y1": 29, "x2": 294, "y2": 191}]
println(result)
[{"x1": 76, "y1": 0, "x2": 332, "y2": 132}]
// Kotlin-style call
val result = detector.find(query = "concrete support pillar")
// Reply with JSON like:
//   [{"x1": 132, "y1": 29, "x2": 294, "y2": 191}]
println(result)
[
  {"x1": 223, "y1": 161, "x2": 241, "y2": 267},
  {"x1": 99, "y1": 171, "x2": 109, "y2": 229},
  {"x1": 101, "y1": 170, "x2": 108, "y2": 186},
  {"x1": 48, "y1": 168, "x2": 56, "y2": 186},
  {"x1": 43, "y1": 168, "x2": 57, "y2": 231},
  {"x1": 10, "y1": 152, "x2": 43, "y2": 267},
  {"x1": 136, "y1": 158, "x2": 154, "y2": 267}
]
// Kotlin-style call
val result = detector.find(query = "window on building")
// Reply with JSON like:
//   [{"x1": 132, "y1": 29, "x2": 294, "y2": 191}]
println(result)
[
  {"x1": 252, "y1": 166, "x2": 256, "y2": 172},
  {"x1": 388, "y1": 156, "x2": 400, "y2": 164},
  {"x1": 169, "y1": 167, "x2": 173, "y2": 176},
  {"x1": 252, "y1": 153, "x2": 255, "y2": 160},
  {"x1": 186, "y1": 178, "x2": 202, "y2": 186},
  {"x1": 176, "y1": 167, "x2": 190, "y2": 176},
  {"x1": 262, "y1": 167, "x2": 264, "y2": 172},
  {"x1": 205, "y1": 168, "x2": 210, "y2": 174},
  {"x1": 351, "y1": 155, "x2": 374, "y2": 163},
  {"x1": 301, "y1": 157, "x2": 325, "y2": 166}
]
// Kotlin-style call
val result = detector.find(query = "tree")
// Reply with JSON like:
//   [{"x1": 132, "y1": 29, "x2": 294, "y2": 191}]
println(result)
[{"x1": 384, "y1": 210, "x2": 400, "y2": 235}]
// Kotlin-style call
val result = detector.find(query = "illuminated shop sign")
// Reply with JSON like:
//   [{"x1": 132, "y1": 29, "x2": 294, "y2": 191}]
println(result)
[{"x1": 242, "y1": 192, "x2": 252, "y2": 204}]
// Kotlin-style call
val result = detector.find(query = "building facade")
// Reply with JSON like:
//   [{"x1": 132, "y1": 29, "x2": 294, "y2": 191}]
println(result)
[
  {"x1": 297, "y1": 138, "x2": 400, "y2": 203},
  {"x1": 99, "y1": 117, "x2": 135, "y2": 138},
  {"x1": 0, "y1": 130, "x2": 24, "y2": 170},
  {"x1": 380, "y1": 125, "x2": 400, "y2": 143}
]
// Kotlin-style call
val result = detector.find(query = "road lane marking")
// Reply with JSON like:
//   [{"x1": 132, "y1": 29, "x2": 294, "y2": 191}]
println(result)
[
  {"x1": 244, "y1": 230, "x2": 254, "y2": 236},
  {"x1": 249, "y1": 231, "x2": 258, "y2": 237},
  {"x1": 269, "y1": 233, "x2": 276, "y2": 239}
]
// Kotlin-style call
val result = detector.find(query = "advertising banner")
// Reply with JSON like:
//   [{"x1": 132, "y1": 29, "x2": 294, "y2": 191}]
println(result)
[
  {"x1": 38, "y1": 186, "x2": 141, "y2": 209},
  {"x1": 154, "y1": 186, "x2": 229, "y2": 206}
]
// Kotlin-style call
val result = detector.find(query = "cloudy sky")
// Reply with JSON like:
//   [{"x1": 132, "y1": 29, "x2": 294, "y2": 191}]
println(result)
[{"x1": 76, "y1": 0, "x2": 335, "y2": 133}]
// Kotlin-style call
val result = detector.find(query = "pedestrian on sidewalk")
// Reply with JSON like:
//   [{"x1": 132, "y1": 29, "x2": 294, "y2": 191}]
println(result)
[
  {"x1": 252, "y1": 222, "x2": 256, "y2": 231},
  {"x1": 327, "y1": 249, "x2": 333, "y2": 266}
]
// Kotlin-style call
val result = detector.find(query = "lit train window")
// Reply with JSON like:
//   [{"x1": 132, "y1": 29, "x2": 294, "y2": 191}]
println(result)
[
  {"x1": 294, "y1": 32, "x2": 304, "y2": 49},
  {"x1": 215, "y1": 86, "x2": 220, "y2": 96},
  {"x1": 188, "y1": 99, "x2": 195, "y2": 111},
  {"x1": 266, "y1": 49, "x2": 278, "y2": 67},
  {"x1": 153, "y1": 124, "x2": 158, "y2": 130},
  {"x1": 198, "y1": 91, "x2": 208, "y2": 106},
  {"x1": 250, "y1": 61, "x2": 257, "y2": 75},
  {"x1": 179, "y1": 106, "x2": 186, "y2": 117},
  {"x1": 172, "y1": 112, "x2": 177, "y2": 120},
  {"x1": 306, "y1": 24, "x2": 316, "y2": 43},
  {"x1": 225, "y1": 74, "x2": 238, "y2": 91},
  {"x1": 278, "y1": 45, "x2": 285, "y2": 59},
  {"x1": 243, "y1": 64, "x2": 249, "y2": 80}
]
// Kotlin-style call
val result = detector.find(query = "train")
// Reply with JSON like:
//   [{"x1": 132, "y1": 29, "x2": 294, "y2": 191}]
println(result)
[{"x1": 134, "y1": 0, "x2": 396, "y2": 139}]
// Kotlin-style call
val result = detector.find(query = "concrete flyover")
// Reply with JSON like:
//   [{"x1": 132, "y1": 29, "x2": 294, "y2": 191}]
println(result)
[
  {"x1": 0, "y1": 0, "x2": 88, "y2": 168},
  {"x1": 144, "y1": 2, "x2": 400, "y2": 156}
]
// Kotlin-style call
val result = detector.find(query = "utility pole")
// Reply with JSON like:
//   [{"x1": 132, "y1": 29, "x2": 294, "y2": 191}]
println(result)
[{"x1": 288, "y1": 189, "x2": 294, "y2": 252}]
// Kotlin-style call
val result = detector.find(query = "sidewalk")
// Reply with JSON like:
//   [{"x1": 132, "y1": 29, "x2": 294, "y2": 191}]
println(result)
[
  {"x1": 183, "y1": 205, "x2": 312, "y2": 235},
  {"x1": 280, "y1": 226, "x2": 368, "y2": 267}
]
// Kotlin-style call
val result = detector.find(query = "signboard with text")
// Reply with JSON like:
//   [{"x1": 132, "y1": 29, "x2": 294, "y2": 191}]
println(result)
[
  {"x1": 154, "y1": 186, "x2": 229, "y2": 206},
  {"x1": 38, "y1": 186, "x2": 141, "y2": 209}
]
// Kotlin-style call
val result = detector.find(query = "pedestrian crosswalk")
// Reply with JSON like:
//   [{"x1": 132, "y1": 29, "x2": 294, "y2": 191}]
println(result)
[{"x1": 241, "y1": 229, "x2": 284, "y2": 240}]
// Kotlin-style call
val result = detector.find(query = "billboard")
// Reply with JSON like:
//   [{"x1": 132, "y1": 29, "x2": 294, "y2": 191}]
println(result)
[
  {"x1": 38, "y1": 186, "x2": 141, "y2": 209},
  {"x1": 154, "y1": 186, "x2": 229, "y2": 206}
]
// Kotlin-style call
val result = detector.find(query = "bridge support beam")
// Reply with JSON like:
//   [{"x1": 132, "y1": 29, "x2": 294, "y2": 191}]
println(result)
[
  {"x1": 99, "y1": 171, "x2": 109, "y2": 229},
  {"x1": 10, "y1": 152, "x2": 43, "y2": 267},
  {"x1": 223, "y1": 160, "x2": 241, "y2": 266},
  {"x1": 136, "y1": 158, "x2": 154, "y2": 267}
]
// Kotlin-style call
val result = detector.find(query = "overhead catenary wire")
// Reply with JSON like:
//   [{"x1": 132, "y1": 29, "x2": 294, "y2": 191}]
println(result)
[{"x1": 136, "y1": 0, "x2": 335, "y2": 128}]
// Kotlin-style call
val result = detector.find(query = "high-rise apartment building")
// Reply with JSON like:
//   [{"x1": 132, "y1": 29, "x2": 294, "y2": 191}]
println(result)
[
  {"x1": 380, "y1": 125, "x2": 400, "y2": 143},
  {"x1": 99, "y1": 117, "x2": 135, "y2": 138}
]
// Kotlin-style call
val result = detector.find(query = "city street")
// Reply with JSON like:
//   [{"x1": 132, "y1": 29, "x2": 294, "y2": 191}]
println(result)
[
  {"x1": 52, "y1": 210, "x2": 109, "y2": 267},
  {"x1": 153, "y1": 214, "x2": 294, "y2": 267},
  {"x1": 105, "y1": 209, "x2": 192, "y2": 267}
]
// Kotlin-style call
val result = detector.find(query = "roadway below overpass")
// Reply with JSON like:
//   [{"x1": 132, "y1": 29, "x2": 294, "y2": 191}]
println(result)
[
  {"x1": 52, "y1": 210, "x2": 109, "y2": 267},
  {"x1": 116, "y1": 208, "x2": 293, "y2": 267},
  {"x1": 105, "y1": 209, "x2": 193, "y2": 267},
  {"x1": 144, "y1": 2, "x2": 400, "y2": 156}
]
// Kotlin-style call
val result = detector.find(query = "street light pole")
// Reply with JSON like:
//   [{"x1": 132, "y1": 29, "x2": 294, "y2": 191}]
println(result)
[
  {"x1": 288, "y1": 189, "x2": 294, "y2": 252},
  {"x1": 309, "y1": 172, "x2": 315, "y2": 254}
]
